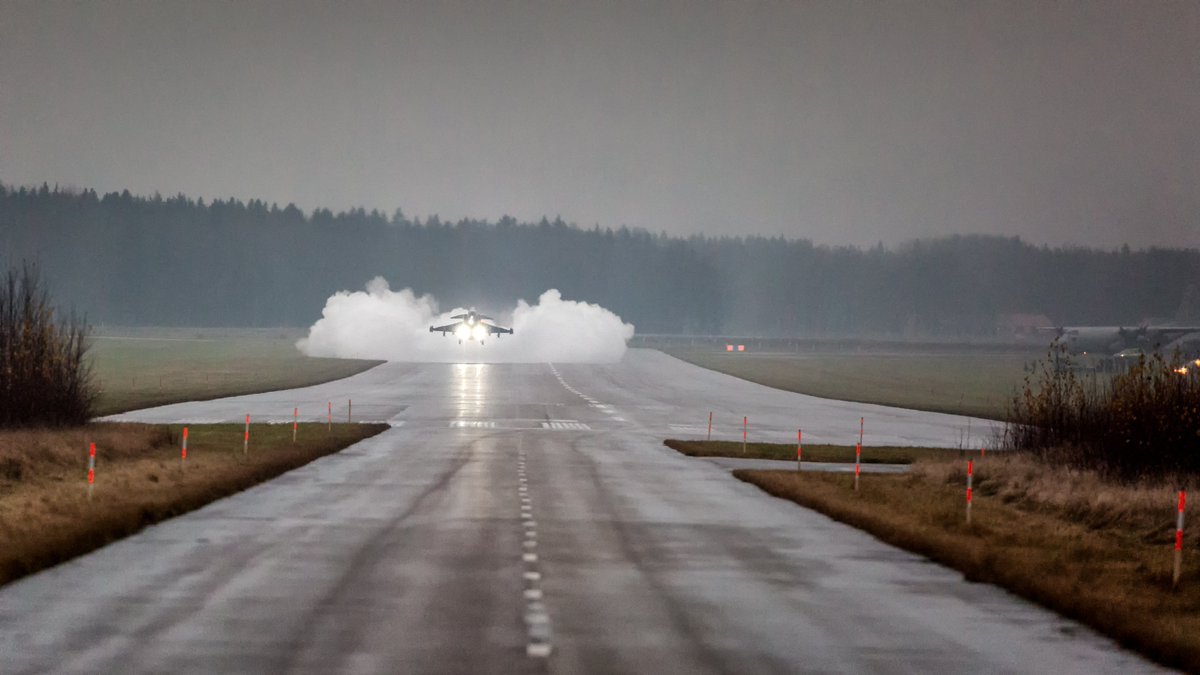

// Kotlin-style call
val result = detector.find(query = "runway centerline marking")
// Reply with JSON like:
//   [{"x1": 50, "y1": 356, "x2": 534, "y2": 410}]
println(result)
[{"x1": 517, "y1": 439, "x2": 551, "y2": 658}]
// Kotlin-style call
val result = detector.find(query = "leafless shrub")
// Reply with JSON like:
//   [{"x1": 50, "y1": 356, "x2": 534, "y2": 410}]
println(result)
[
  {"x1": 1005, "y1": 340, "x2": 1200, "y2": 479},
  {"x1": 0, "y1": 262, "x2": 95, "y2": 427}
]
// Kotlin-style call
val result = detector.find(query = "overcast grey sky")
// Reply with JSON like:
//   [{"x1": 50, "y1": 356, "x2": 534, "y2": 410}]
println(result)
[{"x1": 1, "y1": 1, "x2": 1196, "y2": 248}]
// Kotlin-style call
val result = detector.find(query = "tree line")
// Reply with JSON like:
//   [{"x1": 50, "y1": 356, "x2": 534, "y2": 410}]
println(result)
[{"x1": 2, "y1": 182, "x2": 1197, "y2": 337}]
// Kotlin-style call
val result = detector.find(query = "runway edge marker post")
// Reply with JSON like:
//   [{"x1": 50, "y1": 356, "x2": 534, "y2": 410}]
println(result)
[
  {"x1": 86, "y1": 441, "x2": 95, "y2": 501},
  {"x1": 243, "y1": 414, "x2": 250, "y2": 456},
  {"x1": 1175, "y1": 489, "x2": 1187, "y2": 588},
  {"x1": 966, "y1": 459, "x2": 974, "y2": 525},
  {"x1": 181, "y1": 426, "x2": 188, "y2": 469},
  {"x1": 854, "y1": 416, "x2": 864, "y2": 491},
  {"x1": 293, "y1": 408, "x2": 298, "y2": 444},
  {"x1": 707, "y1": 411, "x2": 712, "y2": 441},
  {"x1": 742, "y1": 416, "x2": 748, "y2": 455},
  {"x1": 327, "y1": 401, "x2": 332, "y2": 432},
  {"x1": 348, "y1": 399, "x2": 352, "y2": 423},
  {"x1": 797, "y1": 428, "x2": 802, "y2": 472}
]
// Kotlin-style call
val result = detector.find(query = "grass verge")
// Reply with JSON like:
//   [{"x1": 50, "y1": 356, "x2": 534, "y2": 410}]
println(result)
[
  {"x1": 0, "y1": 421, "x2": 388, "y2": 587},
  {"x1": 664, "y1": 439, "x2": 959, "y2": 464},
  {"x1": 734, "y1": 455, "x2": 1200, "y2": 671},
  {"x1": 90, "y1": 334, "x2": 382, "y2": 415},
  {"x1": 664, "y1": 350, "x2": 1036, "y2": 420}
]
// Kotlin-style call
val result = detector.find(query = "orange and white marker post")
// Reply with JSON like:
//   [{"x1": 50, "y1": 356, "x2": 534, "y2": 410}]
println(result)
[
  {"x1": 854, "y1": 417, "x2": 864, "y2": 491},
  {"x1": 854, "y1": 443, "x2": 861, "y2": 491},
  {"x1": 243, "y1": 414, "x2": 250, "y2": 456},
  {"x1": 348, "y1": 399, "x2": 352, "y2": 423},
  {"x1": 292, "y1": 407, "x2": 298, "y2": 444},
  {"x1": 87, "y1": 442, "x2": 96, "y2": 501},
  {"x1": 797, "y1": 428, "x2": 803, "y2": 471},
  {"x1": 181, "y1": 427, "x2": 189, "y2": 468},
  {"x1": 1175, "y1": 489, "x2": 1187, "y2": 588},
  {"x1": 707, "y1": 411, "x2": 713, "y2": 441},
  {"x1": 327, "y1": 402, "x2": 332, "y2": 432},
  {"x1": 742, "y1": 416, "x2": 748, "y2": 455},
  {"x1": 966, "y1": 459, "x2": 975, "y2": 524}
]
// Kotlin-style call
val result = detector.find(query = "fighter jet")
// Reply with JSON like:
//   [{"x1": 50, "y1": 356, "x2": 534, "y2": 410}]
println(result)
[{"x1": 429, "y1": 308, "x2": 513, "y2": 345}]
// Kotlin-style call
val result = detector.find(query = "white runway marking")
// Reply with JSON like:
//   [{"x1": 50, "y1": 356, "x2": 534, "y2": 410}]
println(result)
[
  {"x1": 516, "y1": 438, "x2": 552, "y2": 659},
  {"x1": 449, "y1": 420, "x2": 496, "y2": 428},
  {"x1": 542, "y1": 421, "x2": 591, "y2": 430}
]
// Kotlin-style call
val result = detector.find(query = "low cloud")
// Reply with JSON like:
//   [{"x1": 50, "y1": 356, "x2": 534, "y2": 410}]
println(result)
[{"x1": 297, "y1": 278, "x2": 635, "y2": 363}]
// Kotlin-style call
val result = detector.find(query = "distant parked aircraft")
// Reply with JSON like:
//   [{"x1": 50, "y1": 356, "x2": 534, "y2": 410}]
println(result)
[
  {"x1": 430, "y1": 308, "x2": 513, "y2": 345},
  {"x1": 1040, "y1": 324, "x2": 1200, "y2": 355}
]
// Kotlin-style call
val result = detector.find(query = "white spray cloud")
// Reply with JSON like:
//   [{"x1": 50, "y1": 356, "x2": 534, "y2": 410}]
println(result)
[{"x1": 297, "y1": 277, "x2": 635, "y2": 363}]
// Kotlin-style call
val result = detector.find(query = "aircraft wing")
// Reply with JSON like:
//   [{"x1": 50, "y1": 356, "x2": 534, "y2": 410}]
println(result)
[
  {"x1": 486, "y1": 323, "x2": 513, "y2": 336},
  {"x1": 429, "y1": 321, "x2": 463, "y2": 335}
]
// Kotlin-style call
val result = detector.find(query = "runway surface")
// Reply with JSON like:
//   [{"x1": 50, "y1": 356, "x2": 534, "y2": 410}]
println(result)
[{"x1": 0, "y1": 349, "x2": 1164, "y2": 673}]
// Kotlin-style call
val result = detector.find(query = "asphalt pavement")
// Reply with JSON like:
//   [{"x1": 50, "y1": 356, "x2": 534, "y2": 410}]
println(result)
[{"x1": 0, "y1": 349, "x2": 1166, "y2": 673}]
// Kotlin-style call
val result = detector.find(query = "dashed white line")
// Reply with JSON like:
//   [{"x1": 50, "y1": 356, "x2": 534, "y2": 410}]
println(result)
[
  {"x1": 517, "y1": 441, "x2": 552, "y2": 659},
  {"x1": 450, "y1": 420, "x2": 496, "y2": 428},
  {"x1": 542, "y1": 421, "x2": 592, "y2": 430}
]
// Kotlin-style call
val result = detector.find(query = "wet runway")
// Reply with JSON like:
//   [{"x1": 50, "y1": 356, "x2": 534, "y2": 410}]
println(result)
[{"x1": 0, "y1": 350, "x2": 1164, "y2": 673}]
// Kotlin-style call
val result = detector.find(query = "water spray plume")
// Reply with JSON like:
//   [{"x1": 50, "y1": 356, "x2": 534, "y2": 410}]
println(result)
[{"x1": 298, "y1": 277, "x2": 634, "y2": 363}]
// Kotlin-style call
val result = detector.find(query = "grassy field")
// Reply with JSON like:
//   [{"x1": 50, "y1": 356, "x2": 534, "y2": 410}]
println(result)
[
  {"x1": 735, "y1": 456, "x2": 1200, "y2": 672},
  {"x1": 664, "y1": 439, "x2": 962, "y2": 464},
  {"x1": 90, "y1": 333, "x2": 382, "y2": 415},
  {"x1": 0, "y1": 421, "x2": 387, "y2": 587},
  {"x1": 665, "y1": 349, "x2": 1040, "y2": 420}
]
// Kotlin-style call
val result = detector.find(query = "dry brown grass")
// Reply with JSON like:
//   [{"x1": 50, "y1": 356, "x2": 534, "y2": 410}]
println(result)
[
  {"x1": 664, "y1": 439, "x2": 959, "y2": 464},
  {"x1": 735, "y1": 455, "x2": 1200, "y2": 672},
  {"x1": 0, "y1": 422, "x2": 387, "y2": 587}
]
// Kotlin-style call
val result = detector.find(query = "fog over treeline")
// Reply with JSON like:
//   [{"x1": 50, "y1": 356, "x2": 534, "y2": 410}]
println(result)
[{"x1": 3, "y1": 183, "x2": 1198, "y2": 337}]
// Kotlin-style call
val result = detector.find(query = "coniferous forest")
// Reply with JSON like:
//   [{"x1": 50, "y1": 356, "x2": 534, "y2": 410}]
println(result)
[{"x1": 2, "y1": 183, "x2": 1197, "y2": 337}]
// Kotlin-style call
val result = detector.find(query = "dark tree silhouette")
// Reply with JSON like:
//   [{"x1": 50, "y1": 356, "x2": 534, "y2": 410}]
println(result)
[{"x1": 1, "y1": 182, "x2": 1197, "y2": 336}]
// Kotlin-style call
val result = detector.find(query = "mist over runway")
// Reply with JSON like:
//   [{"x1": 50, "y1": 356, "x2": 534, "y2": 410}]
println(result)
[{"x1": 4, "y1": 350, "x2": 1160, "y2": 672}]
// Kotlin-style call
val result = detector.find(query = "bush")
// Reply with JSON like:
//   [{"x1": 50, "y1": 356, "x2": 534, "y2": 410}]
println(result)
[
  {"x1": 0, "y1": 262, "x2": 95, "y2": 427},
  {"x1": 1005, "y1": 341, "x2": 1200, "y2": 479}
]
